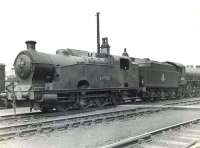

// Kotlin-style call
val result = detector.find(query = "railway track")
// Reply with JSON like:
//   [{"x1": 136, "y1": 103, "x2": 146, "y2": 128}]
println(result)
[
  {"x1": 0, "y1": 99, "x2": 197, "y2": 128},
  {"x1": 0, "y1": 97, "x2": 200, "y2": 142},
  {"x1": 0, "y1": 106, "x2": 127, "y2": 125},
  {"x1": 0, "y1": 106, "x2": 168, "y2": 141},
  {"x1": 102, "y1": 117, "x2": 200, "y2": 148},
  {"x1": 0, "y1": 106, "x2": 146, "y2": 126},
  {"x1": 0, "y1": 108, "x2": 97, "y2": 125},
  {"x1": 136, "y1": 97, "x2": 200, "y2": 106},
  {"x1": 164, "y1": 98, "x2": 200, "y2": 106}
]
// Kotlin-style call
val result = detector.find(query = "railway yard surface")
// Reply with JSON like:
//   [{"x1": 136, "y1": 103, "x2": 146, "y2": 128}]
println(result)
[{"x1": 1, "y1": 98, "x2": 200, "y2": 148}]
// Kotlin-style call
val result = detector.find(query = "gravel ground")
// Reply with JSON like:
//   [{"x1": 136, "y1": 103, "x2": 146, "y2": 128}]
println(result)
[{"x1": 1, "y1": 109, "x2": 200, "y2": 148}]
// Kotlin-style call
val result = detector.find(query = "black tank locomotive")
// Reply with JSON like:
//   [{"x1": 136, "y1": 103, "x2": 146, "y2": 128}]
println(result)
[{"x1": 14, "y1": 40, "x2": 139, "y2": 112}]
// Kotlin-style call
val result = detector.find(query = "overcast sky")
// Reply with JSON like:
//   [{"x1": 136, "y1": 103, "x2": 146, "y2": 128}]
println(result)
[{"x1": 1, "y1": 0, "x2": 200, "y2": 73}]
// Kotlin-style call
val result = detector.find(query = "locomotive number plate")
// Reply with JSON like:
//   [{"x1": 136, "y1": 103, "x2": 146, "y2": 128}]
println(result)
[{"x1": 98, "y1": 75, "x2": 111, "y2": 81}]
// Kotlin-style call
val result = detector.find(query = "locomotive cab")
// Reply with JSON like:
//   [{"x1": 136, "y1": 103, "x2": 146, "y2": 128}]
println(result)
[{"x1": 120, "y1": 58, "x2": 129, "y2": 71}]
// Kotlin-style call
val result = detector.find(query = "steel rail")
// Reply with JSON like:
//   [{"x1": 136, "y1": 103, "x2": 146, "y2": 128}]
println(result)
[
  {"x1": 0, "y1": 106, "x2": 118, "y2": 123},
  {"x1": 102, "y1": 117, "x2": 200, "y2": 148}
]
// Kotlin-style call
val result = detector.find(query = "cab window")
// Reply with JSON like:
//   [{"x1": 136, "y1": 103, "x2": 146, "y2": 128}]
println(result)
[{"x1": 120, "y1": 58, "x2": 129, "y2": 70}]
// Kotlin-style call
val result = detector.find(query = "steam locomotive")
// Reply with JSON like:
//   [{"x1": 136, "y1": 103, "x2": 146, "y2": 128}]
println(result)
[
  {"x1": 13, "y1": 13, "x2": 200, "y2": 112},
  {"x1": 13, "y1": 39, "x2": 200, "y2": 112},
  {"x1": 14, "y1": 39, "x2": 138, "y2": 112}
]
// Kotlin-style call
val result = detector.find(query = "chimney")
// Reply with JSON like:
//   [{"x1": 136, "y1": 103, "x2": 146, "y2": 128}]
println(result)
[
  {"x1": 25, "y1": 40, "x2": 37, "y2": 50},
  {"x1": 96, "y1": 12, "x2": 100, "y2": 54}
]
